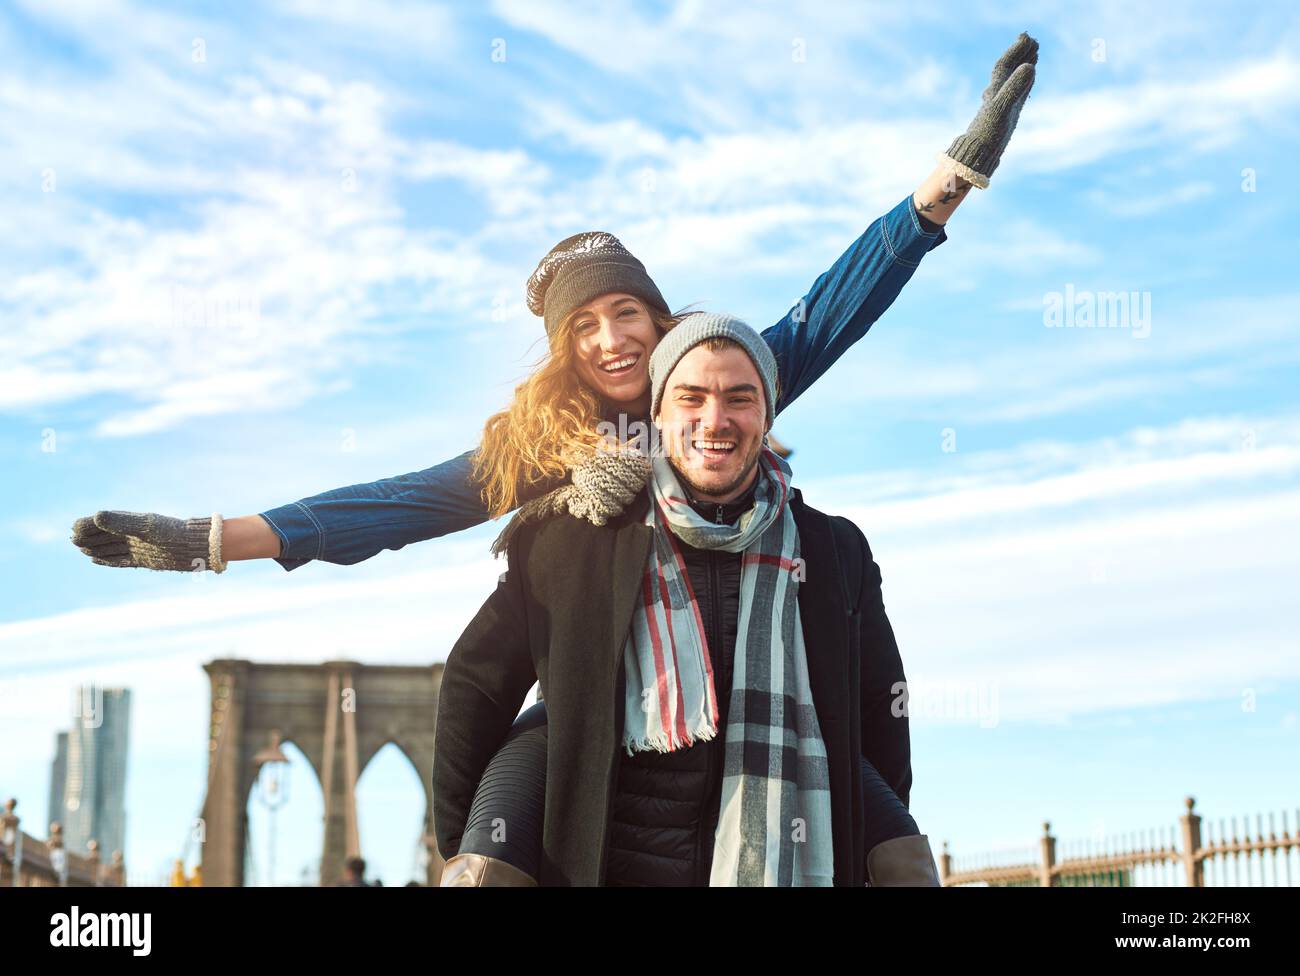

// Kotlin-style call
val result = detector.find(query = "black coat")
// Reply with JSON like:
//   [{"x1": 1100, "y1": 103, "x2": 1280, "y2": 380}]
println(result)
[
  {"x1": 433, "y1": 485, "x2": 912, "y2": 886},
  {"x1": 604, "y1": 486, "x2": 751, "y2": 886}
]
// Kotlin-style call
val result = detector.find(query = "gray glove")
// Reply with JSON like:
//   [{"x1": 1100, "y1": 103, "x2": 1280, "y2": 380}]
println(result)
[
  {"x1": 70, "y1": 510, "x2": 227, "y2": 573},
  {"x1": 941, "y1": 31, "x2": 1039, "y2": 189}
]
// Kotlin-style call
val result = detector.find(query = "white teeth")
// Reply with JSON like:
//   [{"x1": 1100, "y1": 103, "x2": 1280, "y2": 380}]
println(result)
[
  {"x1": 693, "y1": 440, "x2": 735, "y2": 450},
  {"x1": 600, "y1": 355, "x2": 638, "y2": 372}
]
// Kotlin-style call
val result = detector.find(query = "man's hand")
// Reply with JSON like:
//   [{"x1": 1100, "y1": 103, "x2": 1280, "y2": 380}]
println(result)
[
  {"x1": 941, "y1": 31, "x2": 1039, "y2": 189},
  {"x1": 70, "y1": 510, "x2": 227, "y2": 573}
]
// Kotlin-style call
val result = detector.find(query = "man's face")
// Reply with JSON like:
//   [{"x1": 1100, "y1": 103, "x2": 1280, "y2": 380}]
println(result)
[
  {"x1": 570, "y1": 293, "x2": 660, "y2": 405},
  {"x1": 656, "y1": 343, "x2": 767, "y2": 503}
]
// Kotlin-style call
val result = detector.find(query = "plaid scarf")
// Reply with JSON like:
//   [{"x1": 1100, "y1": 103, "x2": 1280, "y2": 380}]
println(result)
[{"x1": 620, "y1": 446, "x2": 835, "y2": 886}]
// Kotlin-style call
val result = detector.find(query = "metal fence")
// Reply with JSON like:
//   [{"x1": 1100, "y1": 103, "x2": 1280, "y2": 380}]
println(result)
[{"x1": 941, "y1": 796, "x2": 1298, "y2": 887}]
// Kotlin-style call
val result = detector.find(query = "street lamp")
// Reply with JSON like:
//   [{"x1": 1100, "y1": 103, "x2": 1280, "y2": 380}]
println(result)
[{"x1": 252, "y1": 730, "x2": 290, "y2": 887}]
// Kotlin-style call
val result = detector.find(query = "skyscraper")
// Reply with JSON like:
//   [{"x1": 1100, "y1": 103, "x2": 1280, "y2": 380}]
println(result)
[
  {"x1": 48, "y1": 731, "x2": 68, "y2": 835},
  {"x1": 48, "y1": 685, "x2": 131, "y2": 859}
]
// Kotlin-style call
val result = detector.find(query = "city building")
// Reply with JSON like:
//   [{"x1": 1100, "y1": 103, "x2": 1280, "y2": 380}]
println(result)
[{"x1": 47, "y1": 686, "x2": 131, "y2": 859}]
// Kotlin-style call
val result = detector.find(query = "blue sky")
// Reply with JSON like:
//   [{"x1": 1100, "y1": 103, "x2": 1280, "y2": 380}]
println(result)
[{"x1": 2, "y1": 0, "x2": 1298, "y2": 886}]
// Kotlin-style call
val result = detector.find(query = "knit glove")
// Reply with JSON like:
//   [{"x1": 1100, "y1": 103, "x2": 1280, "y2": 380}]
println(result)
[
  {"x1": 70, "y1": 510, "x2": 228, "y2": 573},
  {"x1": 489, "y1": 445, "x2": 651, "y2": 557},
  {"x1": 940, "y1": 31, "x2": 1039, "y2": 189}
]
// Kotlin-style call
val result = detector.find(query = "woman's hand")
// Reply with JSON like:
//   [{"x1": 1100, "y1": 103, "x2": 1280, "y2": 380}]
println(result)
[
  {"x1": 70, "y1": 510, "x2": 228, "y2": 573},
  {"x1": 941, "y1": 30, "x2": 1039, "y2": 189}
]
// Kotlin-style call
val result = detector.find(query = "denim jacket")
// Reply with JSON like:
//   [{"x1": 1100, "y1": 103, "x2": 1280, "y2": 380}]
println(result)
[{"x1": 261, "y1": 194, "x2": 946, "y2": 570}]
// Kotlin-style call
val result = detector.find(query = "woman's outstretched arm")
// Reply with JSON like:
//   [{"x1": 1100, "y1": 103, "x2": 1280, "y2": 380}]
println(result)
[
  {"x1": 253, "y1": 448, "x2": 532, "y2": 571},
  {"x1": 911, "y1": 163, "x2": 974, "y2": 227},
  {"x1": 70, "y1": 447, "x2": 565, "y2": 574},
  {"x1": 760, "y1": 188, "x2": 948, "y2": 419},
  {"x1": 762, "y1": 31, "x2": 1038, "y2": 416},
  {"x1": 223, "y1": 514, "x2": 282, "y2": 560}
]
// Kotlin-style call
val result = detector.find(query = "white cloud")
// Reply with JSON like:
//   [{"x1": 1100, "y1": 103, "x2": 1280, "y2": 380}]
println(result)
[
  {"x1": 275, "y1": 0, "x2": 457, "y2": 49},
  {"x1": 1011, "y1": 53, "x2": 1300, "y2": 177},
  {"x1": 4, "y1": 0, "x2": 1297, "y2": 448},
  {"x1": 0, "y1": 45, "x2": 546, "y2": 433},
  {"x1": 874, "y1": 485, "x2": 1300, "y2": 722},
  {"x1": 0, "y1": 532, "x2": 504, "y2": 670},
  {"x1": 795, "y1": 288, "x2": 1300, "y2": 425},
  {"x1": 1086, "y1": 180, "x2": 1215, "y2": 218},
  {"x1": 490, "y1": 0, "x2": 949, "y2": 127},
  {"x1": 795, "y1": 414, "x2": 1300, "y2": 723}
]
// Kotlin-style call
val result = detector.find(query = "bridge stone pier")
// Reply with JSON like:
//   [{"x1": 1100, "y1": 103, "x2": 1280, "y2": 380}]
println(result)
[{"x1": 199, "y1": 658, "x2": 445, "y2": 886}]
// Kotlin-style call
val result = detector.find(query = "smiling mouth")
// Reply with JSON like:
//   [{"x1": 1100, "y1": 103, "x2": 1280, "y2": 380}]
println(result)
[
  {"x1": 598, "y1": 354, "x2": 640, "y2": 377},
  {"x1": 691, "y1": 437, "x2": 737, "y2": 461}
]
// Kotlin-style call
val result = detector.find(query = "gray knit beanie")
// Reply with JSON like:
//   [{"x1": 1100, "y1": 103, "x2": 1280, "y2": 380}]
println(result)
[
  {"x1": 526, "y1": 231, "x2": 670, "y2": 338},
  {"x1": 649, "y1": 312, "x2": 777, "y2": 429}
]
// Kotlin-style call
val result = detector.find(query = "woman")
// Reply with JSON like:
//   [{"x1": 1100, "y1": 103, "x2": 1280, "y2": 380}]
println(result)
[{"x1": 71, "y1": 33, "x2": 1038, "y2": 885}]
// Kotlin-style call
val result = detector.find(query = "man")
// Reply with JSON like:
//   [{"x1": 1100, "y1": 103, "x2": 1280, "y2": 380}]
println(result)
[
  {"x1": 338, "y1": 856, "x2": 370, "y2": 887},
  {"x1": 433, "y1": 312, "x2": 939, "y2": 886}
]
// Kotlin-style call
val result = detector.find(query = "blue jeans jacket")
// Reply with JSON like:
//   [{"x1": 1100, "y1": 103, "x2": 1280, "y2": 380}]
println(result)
[{"x1": 261, "y1": 194, "x2": 946, "y2": 570}]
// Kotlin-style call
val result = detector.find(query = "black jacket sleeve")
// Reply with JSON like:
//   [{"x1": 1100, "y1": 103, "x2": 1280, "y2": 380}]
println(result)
[
  {"x1": 432, "y1": 540, "x2": 538, "y2": 861},
  {"x1": 852, "y1": 528, "x2": 913, "y2": 809}
]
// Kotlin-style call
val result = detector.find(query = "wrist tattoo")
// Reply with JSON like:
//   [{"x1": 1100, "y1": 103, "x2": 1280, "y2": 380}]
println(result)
[
  {"x1": 915, "y1": 200, "x2": 936, "y2": 214},
  {"x1": 939, "y1": 184, "x2": 971, "y2": 205}
]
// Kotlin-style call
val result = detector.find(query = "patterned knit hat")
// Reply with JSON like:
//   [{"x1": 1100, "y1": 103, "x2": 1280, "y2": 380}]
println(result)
[
  {"x1": 526, "y1": 231, "x2": 670, "y2": 337},
  {"x1": 649, "y1": 312, "x2": 778, "y2": 429}
]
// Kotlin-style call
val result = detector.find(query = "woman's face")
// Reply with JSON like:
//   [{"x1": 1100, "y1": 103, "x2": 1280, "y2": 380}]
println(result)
[{"x1": 570, "y1": 293, "x2": 661, "y2": 405}]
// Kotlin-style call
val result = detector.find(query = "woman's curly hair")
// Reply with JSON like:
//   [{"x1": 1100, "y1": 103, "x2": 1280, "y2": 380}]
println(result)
[{"x1": 470, "y1": 300, "x2": 691, "y2": 519}]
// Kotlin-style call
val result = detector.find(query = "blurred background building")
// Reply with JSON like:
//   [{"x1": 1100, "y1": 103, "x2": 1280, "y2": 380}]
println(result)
[{"x1": 47, "y1": 685, "x2": 131, "y2": 859}]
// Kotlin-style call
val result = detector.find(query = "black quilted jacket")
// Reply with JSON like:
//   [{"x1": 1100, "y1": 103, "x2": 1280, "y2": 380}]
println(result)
[{"x1": 604, "y1": 481, "x2": 757, "y2": 886}]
